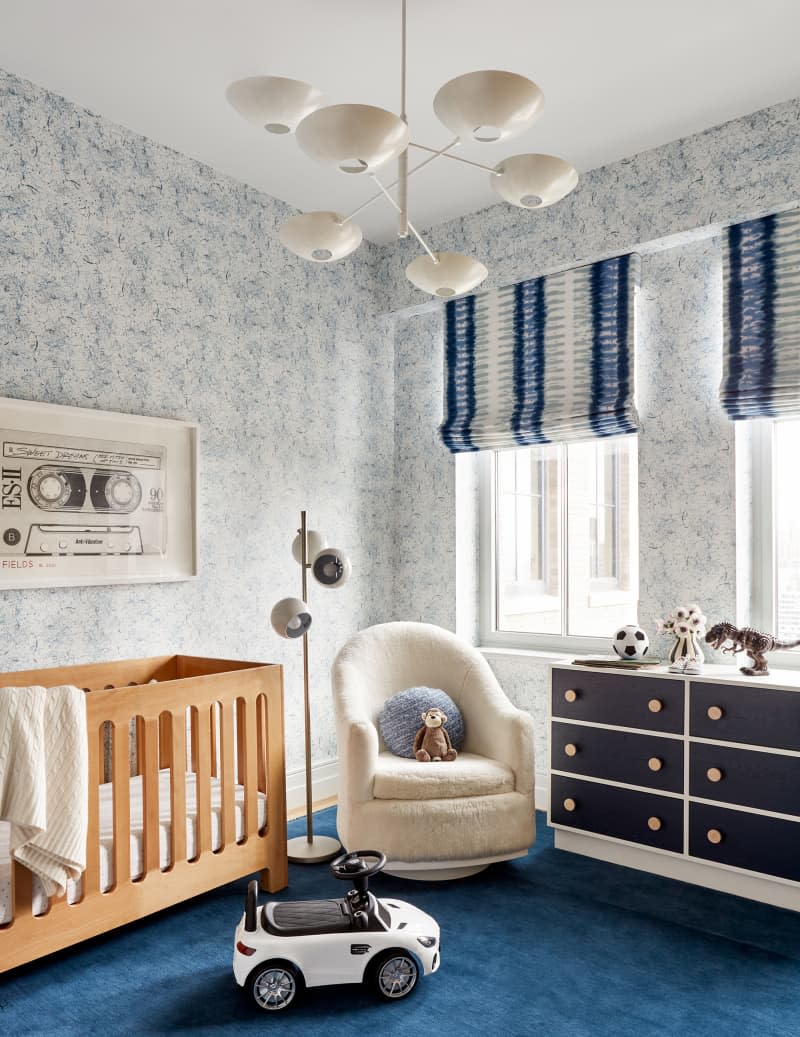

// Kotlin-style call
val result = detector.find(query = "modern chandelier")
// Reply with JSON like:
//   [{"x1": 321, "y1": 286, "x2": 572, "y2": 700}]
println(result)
[{"x1": 226, "y1": 1, "x2": 578, "y2": 298}]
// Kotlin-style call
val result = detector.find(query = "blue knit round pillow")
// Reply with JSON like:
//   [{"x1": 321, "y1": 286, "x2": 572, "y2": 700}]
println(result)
[{"x1": 378, "y1": 686, "x2": 465, "y2": 759}]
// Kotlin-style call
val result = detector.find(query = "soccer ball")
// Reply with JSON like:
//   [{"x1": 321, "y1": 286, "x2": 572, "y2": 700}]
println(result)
[{"x1": 612, "y1": 624, "x2": 650, "y2": 660}]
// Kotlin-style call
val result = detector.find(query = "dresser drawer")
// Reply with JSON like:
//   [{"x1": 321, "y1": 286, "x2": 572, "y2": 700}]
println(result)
[
  {"x1": 552, "y1": 721, "x2": 683, "y2": 793},
  {"x1": 552, "y1": 668, "x2": 684, "y2": 733},
  {"x1": 690, "y1": 681, "x2": 800, "y2": 751},
  {"x1": 690, "y1": 742, "x2": 800, "y2": 816},
  {"x1": 550, "y1": 775, "x2": 683, "y2": 852},
  {"x1": 689, "y1": 803, "x2": 800, "y2": 882}
]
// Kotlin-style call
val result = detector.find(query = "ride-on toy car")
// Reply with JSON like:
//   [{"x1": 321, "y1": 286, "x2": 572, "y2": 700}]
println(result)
[{"x1": 233, "y1": 849, "x2": 441, "y2": 1011}]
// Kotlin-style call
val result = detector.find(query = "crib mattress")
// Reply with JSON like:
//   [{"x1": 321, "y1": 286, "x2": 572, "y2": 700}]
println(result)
[{"x1": 0, "y1": 769, "x2": 267, "y2": 922}]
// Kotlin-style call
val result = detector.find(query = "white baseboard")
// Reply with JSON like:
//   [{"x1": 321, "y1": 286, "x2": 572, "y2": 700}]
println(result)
[
  {"x1": 286, "y1": 757, "x2": 339, "y2": 813},
  {"x1": 287, "y1": 758, "x2": 548, "y2": 816}
]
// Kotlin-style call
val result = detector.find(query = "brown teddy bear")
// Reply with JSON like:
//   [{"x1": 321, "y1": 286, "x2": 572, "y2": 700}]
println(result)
[{"x1": 413, "y1": 707, "x2": 458, "y2": 762}]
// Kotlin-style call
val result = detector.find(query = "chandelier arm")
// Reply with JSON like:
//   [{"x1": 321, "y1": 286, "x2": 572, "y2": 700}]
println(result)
[
  {"x1": 398, "y1": 151, "x2": 409, "y2": 238},
  {"x1": 400, "y1": 0, "x2": 407, "y2": 120},
  {"x1": 340, "y1": 138, "x2": 460, "y2": 224},
  {"x1": 369, "y1": 174, "x2": 439, "y2": 263},
  {"x1": 398, "y1": 0, "x2": 408, "y2": 238},
  {"x1": 409, "y1": 141, "x2": 501, "y2": 174}
]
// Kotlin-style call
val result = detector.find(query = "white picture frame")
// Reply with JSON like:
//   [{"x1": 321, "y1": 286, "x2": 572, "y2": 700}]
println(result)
[{"x1": 0, "y1": 397, "x2": 198, "y2": 589}]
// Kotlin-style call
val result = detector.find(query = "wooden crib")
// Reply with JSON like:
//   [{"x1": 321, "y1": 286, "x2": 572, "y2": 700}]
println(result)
[{"x1": 0, "y1": 654, "x2": 288, "y2": 973}]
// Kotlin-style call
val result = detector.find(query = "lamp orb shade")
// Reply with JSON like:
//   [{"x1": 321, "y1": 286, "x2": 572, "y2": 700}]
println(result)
[
  {"x1": 406, "y1": 252, "x2": 488, "y2": 298},
  {"x1": 433, "y1": 70, "x2": 544, "y2": 144},
  {"x1": 491, "y1": 153, "x2": 578, "y2": 208},
  {"x1": 311, "y1": 548, "x2": 352, "y2": 588},
  {"x1": 270, "y1": 597, "x2": 312, "y2": 638},
  {"x1": 225, "y1": 76, "x2": 324, "y2": 134},
  {"x1": 291, "y1": 529, "x2": 328, "y2": 565},
  {"x1": 279, "y1": 212, "x2": 363, "y2": 262},
  {"x1": 295, "y1": 104, "x2": 410, "y2": 174}
]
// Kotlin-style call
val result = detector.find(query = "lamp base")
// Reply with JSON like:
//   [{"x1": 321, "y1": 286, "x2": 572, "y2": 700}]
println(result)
[{"x1": 287, "y1": 833, "x2": 341, "y2": 864}]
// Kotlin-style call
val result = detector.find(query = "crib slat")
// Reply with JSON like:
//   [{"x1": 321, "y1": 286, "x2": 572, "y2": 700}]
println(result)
[
  {"x1": 219, "y1": 701, "x2": 236, "y2": 848},
  {"x1": 265, "y1": 688, "x2": 286, "y2": 840},
  {"x1": 12, "y1": 860, "x2": 33, "y2": 919},
  {"x1": 257, "y1": 694, "x2": 267, "y2": 797},
  {"x1": 236, "y1": 698, "x2": 245, "y2": 788},
  {"x1": 210, "y1": 702, "x2": 218, "y2": 779},
  {"x1": 84, "y1": 721, "x2": 101, "y2": 897},
  {"x1": 195, "y1": 705, "x2": 212, "y2": 856},
  {"x1": 142, "y1": 717, "x2": 161, "y2": 876},
  {"x1": 243, "y1": 696, "x2": 259, "y2": 838},
  {"x1": 113, "y1": 720, "x2": 131, "y2": 888},
  {"x1": 170, "y1": 710, "x2": 187, "y2": 865}
]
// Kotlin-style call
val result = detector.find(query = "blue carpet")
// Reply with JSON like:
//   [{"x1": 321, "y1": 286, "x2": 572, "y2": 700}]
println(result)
[{"x1": 4, "y1": 810, "x2": 800, "y2": 1036}]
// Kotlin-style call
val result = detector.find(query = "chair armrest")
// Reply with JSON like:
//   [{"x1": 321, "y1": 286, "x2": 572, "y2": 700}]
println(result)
[
  {"x1": 336, "y1": 719, "x2": 380, "y2": 804},
  {"x1": 467, "y1": 707, "x2": 534, "y2": 793},
  {"x1": 458, "y1": 659, "x2": 535, "y2": 793}
]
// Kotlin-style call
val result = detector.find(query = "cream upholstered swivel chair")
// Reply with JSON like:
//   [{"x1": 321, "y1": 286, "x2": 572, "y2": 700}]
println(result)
[{"x1": 332, "y1": 622, "x2": 535, "y2": 879}]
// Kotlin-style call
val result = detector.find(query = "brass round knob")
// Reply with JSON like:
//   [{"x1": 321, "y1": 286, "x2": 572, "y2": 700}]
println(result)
[
  {"x1": 563, "y1": 798, "x2": 577, "y2": 812},
  {"x1": 564, "y1": 689, "x2": 578, "y2": 703},
  {"x1": 707, "y1": 705, "x2": 723, "y2": 721},
  {"x1": 648, "y1": 757, "x2": 663, "y2": 772},
  {"x1": 706, "y1": 767, "x2": 723, "y2": 783},
  {"x1": 707, "y1": 828, "x2": 723, "y2": 845},
  {"x1": 648, "y1": 698, "x2": 663, "y2": 713},
  {"x1": 647, "y1": 816, "x2": 662, "y2": 832},
  {"x1": 564, "y1": 743, "x2": 578, "y2": 757}
]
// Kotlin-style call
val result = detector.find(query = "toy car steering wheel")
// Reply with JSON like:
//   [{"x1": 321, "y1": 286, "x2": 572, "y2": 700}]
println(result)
[{"x1": 330, "y1": 849, "x2": 387, "y2": 882}]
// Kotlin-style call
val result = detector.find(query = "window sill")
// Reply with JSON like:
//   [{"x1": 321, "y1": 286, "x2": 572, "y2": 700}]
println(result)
[
  {"x1": 739, "y1": 648, "x2": 800, "y2": 671},
  {"x1": 479, "y1": 645, "x2": 575, "y2": 663}
]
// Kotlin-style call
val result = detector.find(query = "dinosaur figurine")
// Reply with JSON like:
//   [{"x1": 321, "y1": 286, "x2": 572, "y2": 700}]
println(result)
[{"x1": 705, "y1": 621, "x2": 800, "y2": 676}]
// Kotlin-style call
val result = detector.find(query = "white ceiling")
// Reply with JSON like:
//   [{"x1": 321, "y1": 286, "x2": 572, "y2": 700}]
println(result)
[{"x1": 1, "y1": 0, "x2": 799, "y2": 244}]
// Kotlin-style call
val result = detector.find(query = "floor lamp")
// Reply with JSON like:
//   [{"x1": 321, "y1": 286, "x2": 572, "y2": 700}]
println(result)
[{"x1": 270, "y1": 510, "x2": 351, "y2": 864}]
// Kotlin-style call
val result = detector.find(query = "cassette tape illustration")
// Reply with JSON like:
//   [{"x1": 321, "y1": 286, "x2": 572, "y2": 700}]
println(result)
[{"x1": 1, "y1": 429, "x2": 167, "y2": 559}]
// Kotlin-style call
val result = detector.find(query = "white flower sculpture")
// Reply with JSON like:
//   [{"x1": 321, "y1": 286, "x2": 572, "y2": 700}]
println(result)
[{"x1": 657, "y1": 603, "x2": 707, "y2": 665}]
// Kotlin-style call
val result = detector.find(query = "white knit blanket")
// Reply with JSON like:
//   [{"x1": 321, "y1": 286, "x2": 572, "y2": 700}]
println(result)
[{"x1": 0, "y1": 684, "x2": 88, "y2": 897}]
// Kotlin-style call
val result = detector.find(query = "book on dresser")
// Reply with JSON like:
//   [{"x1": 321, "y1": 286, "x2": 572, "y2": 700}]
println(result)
[{"x1": 548, "y1": 662, "x2": 800, "y2": 912}]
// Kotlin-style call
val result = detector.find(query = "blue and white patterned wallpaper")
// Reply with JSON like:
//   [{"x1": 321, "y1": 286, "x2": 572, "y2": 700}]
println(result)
[
  {"x1": 0, "y1": 68, "x2": 395, "y2": 773},
  {"x1": 3, "y1": 61, "x2": 800, "y2": 782}
]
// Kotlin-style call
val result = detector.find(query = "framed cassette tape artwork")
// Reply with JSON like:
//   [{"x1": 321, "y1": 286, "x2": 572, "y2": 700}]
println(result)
[{"x1": 0, "y1": 397, "x2": 198, "y2": 589}]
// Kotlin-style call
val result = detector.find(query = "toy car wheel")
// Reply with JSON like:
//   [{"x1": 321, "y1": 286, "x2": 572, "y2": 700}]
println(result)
[
  {"x1": 248, "y1": 961, "x2": 302, "y2": 1012},
  {"x1": 371, "y1": 951, "x2": 419, "y2": 1001}
]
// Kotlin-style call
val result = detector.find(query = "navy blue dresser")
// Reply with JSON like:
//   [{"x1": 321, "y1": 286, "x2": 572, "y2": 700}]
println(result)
[{"x1": 549, "y1": 663, "x2": 800, "y2": 910}]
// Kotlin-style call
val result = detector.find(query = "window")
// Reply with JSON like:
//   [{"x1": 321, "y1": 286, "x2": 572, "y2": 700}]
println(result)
[
  {"x1": 748, "y1": 419, "x2": 800, "y2": 640},
  {"x1": 482, "y1": 437, "x2": 638, "y2": 649}
]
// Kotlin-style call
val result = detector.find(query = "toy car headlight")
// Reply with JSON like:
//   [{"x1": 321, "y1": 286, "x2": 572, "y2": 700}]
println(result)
[{"x1": 417, "y1": 936, "x2": 437, "y2": 948}]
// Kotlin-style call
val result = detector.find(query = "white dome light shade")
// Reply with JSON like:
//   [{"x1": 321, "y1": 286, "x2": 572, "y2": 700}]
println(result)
[
  {"x1": 491, "y1": 153, "x2": 578, "y2": 209},
  {"x1": 291, "y1": 529, "x2": 328, "y2": 565},
  {"x1": 296, "y1": 104, "x2": 410, "y2": 174},
  {"x1": 279, "y1": 212, "x2": 363, "y2": 262},
  {"x1": 406, "y1": 252, "x2": 488, "y2": 298},
  {"x1": 225, "y1": 76, "x2": 324, "y2": 134},
  {"x1": 433, "y1": 70, "x2": 544, "y2": 144},
  {"x1": 270, "y1": 597, "x2": 312, "y2": 639},
  {"x1": 311, "y1": 548, "x2": 352, "y2": 588}
]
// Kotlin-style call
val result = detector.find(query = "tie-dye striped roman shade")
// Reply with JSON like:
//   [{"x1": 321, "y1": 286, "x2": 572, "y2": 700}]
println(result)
[
  {"x1": 722, "y1": 209, "x2": 800, "y2": 420},
  {"x1": 439, "y1": 253, "x2": 639, "y2": 452}
]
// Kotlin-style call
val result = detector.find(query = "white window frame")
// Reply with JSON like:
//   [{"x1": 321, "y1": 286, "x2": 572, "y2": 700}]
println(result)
[
  {"x1": 590, "y1": 444, "x2": 621, "y2": 588},
  {"x1": 743, "y1": 418, "x2": 800, "y2": 672},
  {"x1": 748, "y1": 419, "x2": 776, "y2": 634},
  {"x1": 479, "y1": 442, "x2": 637, "y2": 654}
]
